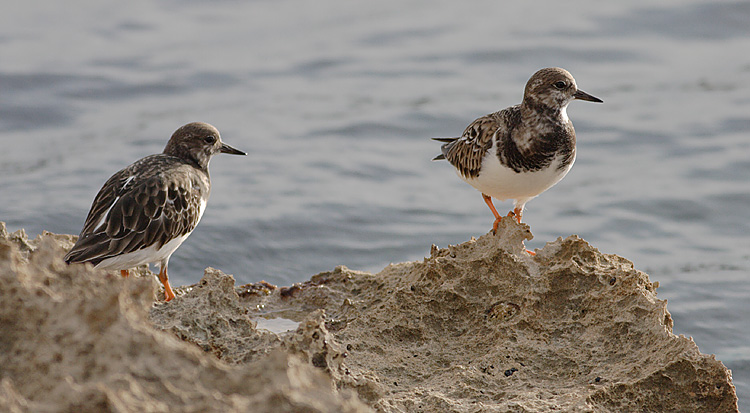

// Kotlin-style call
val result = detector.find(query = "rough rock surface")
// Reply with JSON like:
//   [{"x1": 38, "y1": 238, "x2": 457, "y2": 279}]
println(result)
[
  {"x1": 0, "y1": 220, "x2": 739, "y2": 412},
  {"x1": 0, "y1": 223, "x2": 369, "y2": 413}
]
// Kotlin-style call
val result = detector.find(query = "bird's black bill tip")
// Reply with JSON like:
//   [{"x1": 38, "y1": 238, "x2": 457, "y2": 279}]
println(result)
[
  {"x1": 573, "y1": 89, "x2": 603, "y2": 103},
  {"x1": 220, "y1": 142, "x2": 247, "y2": 155}
]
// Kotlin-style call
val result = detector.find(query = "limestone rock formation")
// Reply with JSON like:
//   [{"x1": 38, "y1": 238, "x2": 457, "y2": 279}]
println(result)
[
  {"x1": 0, "y1": 223, "x2": 369, "y2": 413},
  {"x1": 0, "y1": 220, "x2": 739, "y2": 412}
]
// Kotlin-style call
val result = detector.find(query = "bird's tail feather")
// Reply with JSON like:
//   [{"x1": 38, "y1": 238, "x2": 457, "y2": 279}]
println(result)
[
  {"x1": 432, "y1": 137, "x2": 458, "y2": 143},
  {"x1": 431, "y1": 137, "x2": 458, "y2": 161}
]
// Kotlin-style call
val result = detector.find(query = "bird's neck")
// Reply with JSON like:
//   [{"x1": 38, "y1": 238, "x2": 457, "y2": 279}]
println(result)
[
  {"x1": 521, "y1": 100, "x2": 570, "y2": 126},
  {"x1": 514, "y1": 100, "x2": 575, "y2": 151},
  {"x1": 185, "y1": 155, "x2": 210, "y2": 174},
  {"x1": 164, "y1": 147, "x2": 210, "y2": 173}
]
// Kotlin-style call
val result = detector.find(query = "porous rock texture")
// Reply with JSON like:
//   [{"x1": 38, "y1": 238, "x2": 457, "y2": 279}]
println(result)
[
  {"x1": 0, "y1": 223, "x2": 368, "y2": 413},
  {"x1": 0, "y1": 219, "x2": 739, "y2": 412}
]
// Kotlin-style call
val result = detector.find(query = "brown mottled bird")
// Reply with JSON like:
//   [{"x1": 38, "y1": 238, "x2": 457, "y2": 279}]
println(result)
[
  {"x1": 64, "y1": 122, "x2": 246, "y2": 301},
  {"x1": 433, "y1": 68, "x2": 602, "y2": 250}
]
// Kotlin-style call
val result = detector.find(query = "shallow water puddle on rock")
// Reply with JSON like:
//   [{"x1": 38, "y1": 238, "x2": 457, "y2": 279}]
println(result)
[{"x1": 254, "y1": 317, "x2": 299, "y2": 334}]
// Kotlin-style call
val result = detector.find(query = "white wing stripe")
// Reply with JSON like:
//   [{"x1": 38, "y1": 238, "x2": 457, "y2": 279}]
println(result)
[{"x1": 94, "y1": 197, "x2": 119, "y2": 231}]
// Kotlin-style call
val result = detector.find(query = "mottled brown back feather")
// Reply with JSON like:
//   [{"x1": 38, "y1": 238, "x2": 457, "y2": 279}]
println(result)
[
  {"x1": 64, "y1": 154, "x2": 209, "y2": 266},
  {"x1": 438, "y1": 106, "x2": 520, "y2": 179}
]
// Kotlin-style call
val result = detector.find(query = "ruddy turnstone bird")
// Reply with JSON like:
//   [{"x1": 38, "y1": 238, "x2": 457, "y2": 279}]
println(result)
[
  {"x1": 64, "y1": 122, "x2": 246, "y2": 301},
  {"x1": 434, "y1": 67, "x2": 602, "y2": 243}
]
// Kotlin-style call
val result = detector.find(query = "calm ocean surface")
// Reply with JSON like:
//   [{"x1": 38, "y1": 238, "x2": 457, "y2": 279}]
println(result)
[{"x1": 1, "y1": 0, "x2": 748, "y2": 407}]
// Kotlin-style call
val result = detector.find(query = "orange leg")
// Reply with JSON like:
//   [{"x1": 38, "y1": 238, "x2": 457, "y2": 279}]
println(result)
[
  {"x1": 120, "y1": 270, "x2": 129, "y2": 278},
  {"x1": 482, "y1": 194, "x2": 503, "y2": 234},
  {"x1": 157, "y1": 266, "x2": 176, "y2": 301},
  {"x1": 512, "y1": 206, "x2": 523, "y2": 224}
]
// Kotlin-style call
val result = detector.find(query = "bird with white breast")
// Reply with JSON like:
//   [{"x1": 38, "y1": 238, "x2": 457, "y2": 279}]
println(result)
[
  {"x1": 434, "y1": 67, "x2": 602, "y2": 253},
  {"x1": 65, "y1": 122, "x2": 245, "y2": 301}
]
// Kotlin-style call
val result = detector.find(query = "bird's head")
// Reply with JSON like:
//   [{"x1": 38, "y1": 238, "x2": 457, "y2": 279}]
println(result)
[
  {"x1": 523, "y1": 67, "x2": 602, "y2": 113},
  {"x1": 163, "y1": 122, "x2": 246, "y2": 170}
]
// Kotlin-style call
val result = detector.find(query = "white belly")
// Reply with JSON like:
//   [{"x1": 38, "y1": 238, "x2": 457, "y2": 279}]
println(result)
[
  {"x1": 461, "y1": 149, "x2": 574, "y2": 204},
  {"x1": 94, "y1": 232, "x2": 192, "y2": 270},
  {"x1": 94, "y1": 198, "x2": 207, "y2": 270}
]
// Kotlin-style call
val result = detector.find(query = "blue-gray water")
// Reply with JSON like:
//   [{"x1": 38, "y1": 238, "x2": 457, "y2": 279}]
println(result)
[{"x1": 1, "y1": 0, "x2": 748, "y2": 408}]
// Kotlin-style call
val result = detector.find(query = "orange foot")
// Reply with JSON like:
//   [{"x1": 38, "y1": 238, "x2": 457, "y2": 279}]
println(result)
[
  {"x1": 157, "y1": 267, "x2": 176, "y2": 302},
  {"x1": 491, "y1": 217, "x2": 503, "y2": 234},
  {"x1": 482, "y1": 194, "x2": 503, "y2": 234},
  {"x1": 164, "y1": 285, "x2": 175, "y2": 301},
  {"x1": 120, "y1": 270, "x2": 129, "y2": 278},
  {"x1": 507, "y1": 207, "x2": 523, "y2": 224}
]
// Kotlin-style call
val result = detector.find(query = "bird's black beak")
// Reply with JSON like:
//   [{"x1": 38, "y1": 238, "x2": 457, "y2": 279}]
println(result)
[
  {"x1": 220, "y1": 142, "x2": 246, "y2": 155},
  {"x1": 573, "y1": 89, "x2": 603, "y2": 103}
]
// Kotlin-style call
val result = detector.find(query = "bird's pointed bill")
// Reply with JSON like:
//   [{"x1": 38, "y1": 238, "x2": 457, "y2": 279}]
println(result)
[
  {"x1": 220, "y1": 142, "x2": 246, "y2": 155},
  {"x1": 573, "y1": 89, "x2": 603, "y2": 103}
]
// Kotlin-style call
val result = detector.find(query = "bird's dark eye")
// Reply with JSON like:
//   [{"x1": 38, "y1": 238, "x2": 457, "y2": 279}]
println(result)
[
  {"x1": 204, "y1": 136, "x2": 216, "y2": 144},
  {"x1": 553, "y1": 81, "x2": 567, "y2": 89}
]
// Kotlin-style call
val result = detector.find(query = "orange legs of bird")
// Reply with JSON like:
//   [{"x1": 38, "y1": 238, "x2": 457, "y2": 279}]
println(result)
[
  {"x1": 507, "y1": 206, "x2": 523, "y2": 224},
  {"x1": 482, "y1": 193, "x2": 503, "y2": 233},
  {"x1": 482, "y1": 193, "x2": 535, "y2": 256},
  {"x1": 157, "y1": 266, "x2": 176, "y2": 301},
  {"x1": 119, "y1": 268, "x2": 174, "y2": 301}
]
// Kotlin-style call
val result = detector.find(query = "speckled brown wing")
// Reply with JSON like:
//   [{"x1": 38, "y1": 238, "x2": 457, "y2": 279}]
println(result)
[
  {"x1": 64, "y1": 155, "x2": 205, "y2": 266},
  {"x1": 436, "y1": 106, "x2": 518, "y2": 179},
  {"x1": 78, "y1": 168, "x2": 135, "y2": 237}
]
